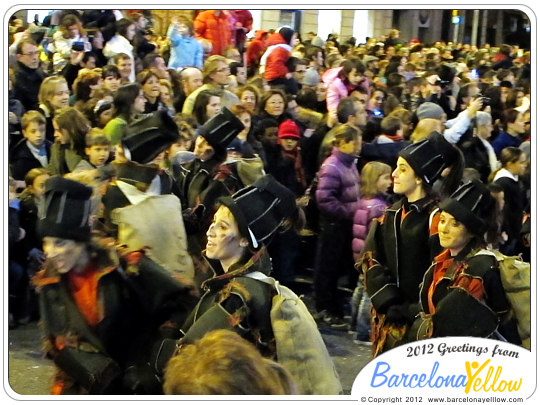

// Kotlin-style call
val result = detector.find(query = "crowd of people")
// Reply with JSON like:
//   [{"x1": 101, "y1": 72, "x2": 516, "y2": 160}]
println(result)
[{"x1": 8, "y1": 9, "x2": 531, "y2": 395}]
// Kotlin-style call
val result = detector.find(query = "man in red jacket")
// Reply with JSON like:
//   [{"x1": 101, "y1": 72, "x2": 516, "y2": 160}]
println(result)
[{"x1": 194, "y1": 10, "x2": 234, "y2": 57}]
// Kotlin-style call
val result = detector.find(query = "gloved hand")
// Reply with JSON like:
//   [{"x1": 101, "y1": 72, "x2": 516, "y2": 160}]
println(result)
[
  {"x1": 182, "y1": 205, "x2": 205, "y2": 235},
  {"x1": 385, "y1": 302, "x2": 418, "y2": 326}
]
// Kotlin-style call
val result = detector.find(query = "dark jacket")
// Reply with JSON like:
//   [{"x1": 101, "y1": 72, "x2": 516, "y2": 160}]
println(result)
[
  {"x1": 491, "y1": 131, "x2": 522, "y2": 157},
  {"x1": 364, "y1": 196, "x2": 442, "y2": 312},
  {"x1": 460, "y1": 136, "x2": 492, "y2": 183},
  {"x1": 180, "y1": 250, "x2": 275, "y2": 354},
  {"x1": 9, "y1": 138, "x2": 52, "y2": 181},
  {"x1": 13, "y1": 61, "x2": 46, "y2": 111}
]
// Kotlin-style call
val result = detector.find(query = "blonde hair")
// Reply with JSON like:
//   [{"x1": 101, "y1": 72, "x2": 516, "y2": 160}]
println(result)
[
  {"x1": 38, "y1": 75, "x2": 68, "y2": 112},
  {"x1": 163, "y1": 329, "x2": 297, "y2": 395},
  {"x1": 360, "y1": 161, "x2": 392, "y2": 198}
]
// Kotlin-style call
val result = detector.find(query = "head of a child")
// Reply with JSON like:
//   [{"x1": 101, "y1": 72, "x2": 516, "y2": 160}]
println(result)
[
  {"x1": 277, "y1": 119, "x2": 300, "y2": 152},
  {"x1": 85, "y1": 129, "x2": 111, "y2": 167},
  {"x1": 21, "y1": 110, "x2": 46, "y2": 148},
  {"x1": 360, "y1": 161, "x2": 392, "y2": 198},
  {"x1": 24, "y1": 168, "x2": 50, "y2": 197}
]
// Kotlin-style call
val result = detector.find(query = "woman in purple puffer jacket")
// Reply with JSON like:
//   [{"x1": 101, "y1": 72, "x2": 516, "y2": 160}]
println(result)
[{"x1": 350, "y1": 161, "x2": 392, "y2": 344}]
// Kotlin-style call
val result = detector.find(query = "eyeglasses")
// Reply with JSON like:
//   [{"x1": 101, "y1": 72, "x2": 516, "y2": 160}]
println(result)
[{"x1": 21, "y1": 51, "x2": 40, "y2": 57}]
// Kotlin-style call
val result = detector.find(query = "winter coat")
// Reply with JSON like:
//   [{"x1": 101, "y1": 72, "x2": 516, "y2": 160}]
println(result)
[
  {"x1": 322, "y1": 67, "x2": 371, "y2": 122},
  {"x1": 166, "y1": 26, "x2": 203, "y2": 70},
  {"x1": 491, "y1": 131, "x2": 522, "y2": 157},
  {"x1": 103, "y1": 35, "x2": 135, "y2": 82},
  {"x1": 352, "y1": 195, "x2": 388, "y2": 262},
  {"x1": 9, "y1": 138, "x2": 52, "y2": 181},
  {"x1": 47, "y1": 143, "x2": 84, "y2": 177},
  {"x1": 410, "y1": 245, "x2": 521, "y2": 344},
  {"x1": 13, "y1": 61, "x2": 46, "y2": 111},
  {"x1": 494, "y1": 169, "x2": 526, "y2": 241},
  {"x1": 315, "y1": 147, "x2": 360, "y2": 221},
  {"x1": 193, "y1": 10, "x2": 234, "y2": 56},
  {"x1": 460, "y1": 136, "x2": 493, "y2": 183},
  {"x1": 246, "y1": 30, "x2": 267, "y2": 68},
  {"x1": 363, "y1": 196, "x2": 442, "y2": 311},
  {"x1": 260, "y1": 32, "x2": 292, "y2": 82}
]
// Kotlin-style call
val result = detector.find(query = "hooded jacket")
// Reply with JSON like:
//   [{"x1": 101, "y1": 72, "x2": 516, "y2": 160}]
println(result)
[
  {"x1": 246, "y1": 30, "x2": 267, "y2": 68},
  {"x1": 260, "y1": 32, "x2": 292, "y2": 82}
]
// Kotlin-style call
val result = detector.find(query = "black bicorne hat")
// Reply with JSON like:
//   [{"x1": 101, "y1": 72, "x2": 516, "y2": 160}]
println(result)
[
  {"x1": 37, "y1": 177, "x2": 93, "y2": 242},
  {"x1": 439, "y1": 179, "x2": 495, "y2": 236},
  {"x1": 399, "y1": 131, "x2": 459, "y2": 185},
  {"x1": 122, "y1": 110, "x2": 179, "y2": 164},
  {"x1": 218, "y1": 174, "x2": 296, "y2": 249},
  {"x1": 198, "y1": 107, "x2": 245, "y2": 154}
]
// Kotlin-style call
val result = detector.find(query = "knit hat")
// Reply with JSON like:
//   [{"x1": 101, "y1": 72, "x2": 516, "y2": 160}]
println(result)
[
  {"x1": 279, "y1": 27, "x2": 295, "y2": 45},
  {"x1": 37, "y1": 177, "x2": 93, "y2": 242},
  {"x1": 199, "y1": 107, "x2": 245, "y2": 154},
  {"x1": 278, "y1": 119, "x2": 300, "y2": 139},
  {"x1": 439, "y1": 179, "x2": 495, "y2": 235},
  {"x1": 218, "y1": 174, "x2": 296, "y2": 249},
  {"x1": 416, "y1": 102, "x2": 445, "y2": 120},
  {"x1": 122, "y1": 109, "x2": 179, "y2": 164},
  {"x1": 399, "y1": 131, "x2": 459, "y2": 185},
  {"x1": 303, "y1": 67, "x2": 320, "y2": 87}
]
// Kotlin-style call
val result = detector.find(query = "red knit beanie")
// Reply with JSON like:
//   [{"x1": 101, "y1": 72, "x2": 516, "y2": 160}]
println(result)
[{"x1": 278, "y1": 119, "x2": 300, "y2": 139}]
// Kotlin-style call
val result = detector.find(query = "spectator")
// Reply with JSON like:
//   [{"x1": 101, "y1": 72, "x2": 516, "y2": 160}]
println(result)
[
  {"x1": 13, "y1": 38, "x2": 46, "y2": 111},
  {"x1": 490, "y1": 147, "x2": 528, "y2": 257},
  {"x1": 101, "y1": 65, "x2": 121, "y2": 94},
  {"x1": 193, "y1": 10, "x2": 234, "y2": 57},
  {"x1": 136, "y1": 69, "x2": 164, "y2": 114},
  {"x1": 314, "y1": 124, "x2": 362, "y2": 327},
  {"x1": 245, "y1": 30, "x2": 268, "y2": 77},
  {"x1": 10, "y1": 111, "x2": 52, "y2": 181},
  {"x1": 322, "y1": 58, "x2": 368, "y2": 126},
  {"x1": 260, "y1": 27, "x2": 299, "y2": 94},
  {"x1": 103, "y1": 83, "x2": 146, "y2": 145},
  {"x1": 37, "y1": 75, "x2": 70, "y2": 143},
  {"x1": 491, "y1": 108, "x2": 525, "y2": 157},
  {"x1": 103, "y1": 19, "x2": 137, "y2": 82},
  {"x1": 167, "y1": 15, "x2": 203, "y2": 70},
  {"x1": 350, "y1": 161, "x2": 392, "y2": 344},
  {"x1": 237, "y1": 84, "x2": 260, "y2": 113},
  {"x1": 192, "y1": 89, "x2": 223, "y2": 127},
  {"x1": 182, "y1": 55, "x2": 239, "y2": 115},
  {"x1": 229, "y1": 10, "x2": 253, "y2": 54},
  {"x1": 460, "y1": 111, "x2": 499, "y2": 182},
  {"x1": 113, "y1": 53, "x2": 135, "y2": 85},
  {"x1": 47, "y1": 107, "x2": 90, "y2": 176},
  {"x1": 49, "y1": 14, "x2": 91, "y2": 73}
]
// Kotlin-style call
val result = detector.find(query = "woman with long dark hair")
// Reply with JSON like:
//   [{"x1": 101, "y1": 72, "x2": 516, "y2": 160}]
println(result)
[{"x1": 103, "y1": 83, "x2": 146, "y2": 145}]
